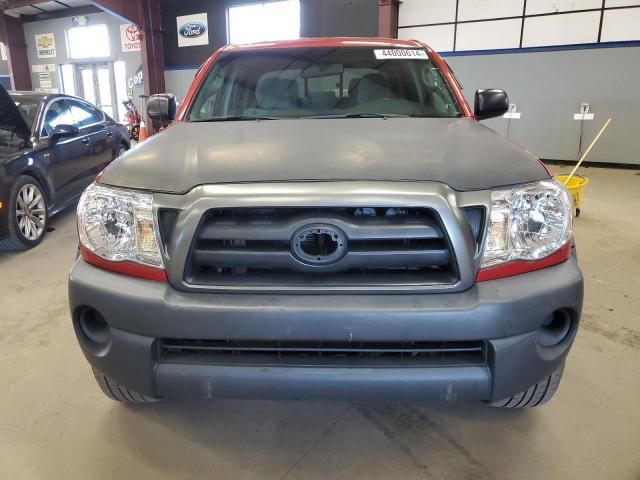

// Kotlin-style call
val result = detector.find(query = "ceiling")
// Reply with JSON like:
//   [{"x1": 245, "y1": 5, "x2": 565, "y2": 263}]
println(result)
[{"x1": 1, "y1": 0, "x2": 91, "y2": 17}]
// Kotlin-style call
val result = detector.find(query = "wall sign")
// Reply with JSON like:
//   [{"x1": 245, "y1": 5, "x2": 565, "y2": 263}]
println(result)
[
  {"x1": 504, "y1": 103, "x2": 521, "y2": 119},
  {"x1": 35, "y1": 33, "x2": 56, "y2": 59},
  {"x1": 35, "y1": 87, "x2": 58, "y2": 94},
  {"x1": 0, "y1": 42, "x2": 7, "y2": 61},
  {"x1": 38, "y1": 72, "x2": 52, "y2": 89},
  {"x1": 31, "y1": 64, "x2": 56, "y2": 73},
  {"x1": 128, "y1": 65, "x2": 144, "y2": 89},
  {"x1": 72, "y1": 16, "x2": 89, "y2": 26},
  {"x1": 176, "y1": 13, "x2": 209, "y2": 48},
  {"x1": 120, "y1": 24, "x2": 141, "y2": 52}
]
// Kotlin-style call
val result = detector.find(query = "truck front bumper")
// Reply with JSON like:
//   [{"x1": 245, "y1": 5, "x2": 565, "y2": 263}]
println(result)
[{"x1": 68, "y1": 256, "x2": 583, "y2": 402}]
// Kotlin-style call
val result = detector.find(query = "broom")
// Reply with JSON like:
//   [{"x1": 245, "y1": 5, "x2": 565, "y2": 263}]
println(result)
[{"x1": 563, "y1": 117, "x2": 612, "y2": 185}]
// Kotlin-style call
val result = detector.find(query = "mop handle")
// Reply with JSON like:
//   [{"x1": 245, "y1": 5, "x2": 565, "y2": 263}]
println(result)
[{"x1": 564, "y1": 118, "x2": 612, "y2": 185}]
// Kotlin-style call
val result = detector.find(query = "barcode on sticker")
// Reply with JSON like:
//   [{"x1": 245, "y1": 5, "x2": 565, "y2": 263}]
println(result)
[{"x1": 374, "y1": 49, "x2": 428, "y2": 60}]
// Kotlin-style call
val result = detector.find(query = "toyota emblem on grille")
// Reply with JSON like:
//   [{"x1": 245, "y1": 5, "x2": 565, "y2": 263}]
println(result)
[{"x1": 292, "y1": 224, "x2": 348, "y2": 266}]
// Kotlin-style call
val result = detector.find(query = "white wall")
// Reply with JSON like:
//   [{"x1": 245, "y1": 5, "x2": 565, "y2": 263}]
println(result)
[
  {"x1": 522, "y1": 11, "x2": 600, "y2": 47},
  {"x1": 446, "y1": 47, "x2": 640, "y2": 165},
  {"x1": 457, "y1": 0, "x2": 524, "y2": 21},
  {"x1": 398, "y1": 0, "x2": 640, "y2": 52},
  {"x1": 398, "y1": 0, "x2": 640, "y2": 165},
  {"x1": 164, "y1": 68, "x2": 198, "y2": 104}
]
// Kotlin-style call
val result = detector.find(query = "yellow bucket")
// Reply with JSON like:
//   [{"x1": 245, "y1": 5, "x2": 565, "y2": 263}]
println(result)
[{"x1": 555, "y1": 175, "x2": 589, "y2": 217}]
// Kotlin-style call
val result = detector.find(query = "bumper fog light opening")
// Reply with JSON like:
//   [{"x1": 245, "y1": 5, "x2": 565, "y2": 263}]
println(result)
[
  {"x1": 538, "y1": 310, "x2": 572, "y2": 347},
  {"x1": 76, "y1": 307, "x2": 112, "y2": 354}
]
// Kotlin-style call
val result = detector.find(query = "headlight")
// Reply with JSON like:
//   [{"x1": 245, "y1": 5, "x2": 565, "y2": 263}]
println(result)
[
  {"x1": 77, "y1": 183, "x2": 163, "y2": 269},
  {"x1": 481, "y1": 179, "x2": 573, "y2": 268}
]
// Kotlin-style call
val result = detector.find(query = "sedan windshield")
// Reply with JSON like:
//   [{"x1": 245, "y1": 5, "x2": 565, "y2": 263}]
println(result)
[
  {"x1": 10, "y1": 95, "x2": 41, "y2": 128},
  {"x1": 188, "y1": 47, "x2": 461, "y2": 121}
]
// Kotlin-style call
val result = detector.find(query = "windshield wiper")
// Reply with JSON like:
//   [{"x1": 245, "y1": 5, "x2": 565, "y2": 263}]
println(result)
[
  {"x1": 192, "y1": 115, "x2": 279, "y2": 122},
  {"x1": 302, "y1": 113, "x2": 409, "y2": 119}
]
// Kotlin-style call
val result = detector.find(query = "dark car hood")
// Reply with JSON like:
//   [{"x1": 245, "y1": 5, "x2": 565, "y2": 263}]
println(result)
[
  {"x1": 99, "y1": 118, "x2": 549, "y2": 193},
  {"x1": 0, "y1": 85, "x2": 32, "y2": 140}
]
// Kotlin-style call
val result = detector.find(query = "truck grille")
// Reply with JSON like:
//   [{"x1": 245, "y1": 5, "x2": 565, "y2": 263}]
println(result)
[
  {"x1": 183, "y1": 207, "x2": 459, "y2": 290},
  {"x1": 159, "y1": 339, "x2": 486, "y2": 368}
]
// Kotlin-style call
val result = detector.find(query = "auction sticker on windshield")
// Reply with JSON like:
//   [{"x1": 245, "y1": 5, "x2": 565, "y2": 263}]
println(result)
[{"x1": 374, "y1": 49, "x2": 428, "y2": 60}]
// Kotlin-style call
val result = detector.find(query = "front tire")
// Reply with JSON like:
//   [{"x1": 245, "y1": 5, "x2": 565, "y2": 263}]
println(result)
[
  {"x1": 489, "y1": 363, "x2": 565, "y2": 408},
  {"x1": 116, "y1": 144, "x2": 128, "y2": 158},
  {"x1": 0, "y1": 175, "x2": 48, "y2": 251},
  {"x1": 92, "y1": 368, "x2": 160, "y2": 403}
]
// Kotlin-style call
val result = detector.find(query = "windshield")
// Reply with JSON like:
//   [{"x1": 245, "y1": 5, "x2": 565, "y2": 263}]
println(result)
[
  {"x1": 10, "y1": 95, "x2": 40, "y2": 128},
  {"x1": 187, "y1": 47, "x2": 461, "y2": 121}
]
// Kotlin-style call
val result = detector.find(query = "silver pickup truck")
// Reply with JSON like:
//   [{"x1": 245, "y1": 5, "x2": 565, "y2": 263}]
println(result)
[{"x1": 69, "y1": 37, "x2": 582, "y2": 408}]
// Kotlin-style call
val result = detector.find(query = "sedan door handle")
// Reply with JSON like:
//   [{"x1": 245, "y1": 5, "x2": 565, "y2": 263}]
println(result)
[{"x1": 82, "y1": 138, "x2": 90, "y2": 145}]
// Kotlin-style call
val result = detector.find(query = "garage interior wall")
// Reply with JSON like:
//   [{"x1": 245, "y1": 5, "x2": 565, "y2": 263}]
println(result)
[
  {"x1": 162, "y1": 0, "x2": 379, "y2": 101},
  {"x1": 399, "y1": 0, "x2": 640, "y2": 165},
  {"x1": 21, "y1": 12, "x2": 143, "y2": 119},
  {"x1": 0, "y1": 42, "x2": 9, "y2": 88}
]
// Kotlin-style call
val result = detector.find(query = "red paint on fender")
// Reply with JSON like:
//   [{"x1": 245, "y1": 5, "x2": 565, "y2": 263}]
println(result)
[
  {"x1": 476, "y1": 243, "x2": 572, "y2": 282},
  {"x1": 80, "y1": 245, "x2": 168, "y2": 282}
]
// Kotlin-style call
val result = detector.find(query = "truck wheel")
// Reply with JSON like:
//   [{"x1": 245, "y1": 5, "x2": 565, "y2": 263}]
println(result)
[
  {"x1": 489, "y1": 363, "x2": 565, "y2": 408},
  {"x1": 92, "y1": 367, "x2": 161, "y2": 403},
  {"x1": 0, "y1": 175, "x2": 48, "y2": 251}
]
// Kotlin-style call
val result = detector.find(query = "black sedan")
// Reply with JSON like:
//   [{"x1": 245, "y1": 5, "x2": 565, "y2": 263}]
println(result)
[{"x1": 0, "y1": 85, "x2": 130, "y2": 250}]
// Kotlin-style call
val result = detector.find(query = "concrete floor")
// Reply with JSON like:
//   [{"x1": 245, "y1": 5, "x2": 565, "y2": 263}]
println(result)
[{"x1": 1, "y1": 166, "x2": 639, "y2": 480}]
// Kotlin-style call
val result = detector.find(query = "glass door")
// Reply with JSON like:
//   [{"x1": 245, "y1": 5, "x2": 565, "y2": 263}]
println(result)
[
  {"x1": 78, "y1": 65, "x2": 96, "y2": 105},
  {"x1": 76, "y1": 63, "x2": 118, "y2": 119},
  {"x1": 96, "y1": 65, "x2": 114, "y2": 118}
]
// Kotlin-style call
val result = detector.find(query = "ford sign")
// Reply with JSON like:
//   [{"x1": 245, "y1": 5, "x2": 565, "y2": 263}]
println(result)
[{"x1": 179, "y1": 22, "x2": 207, "y2": 39}]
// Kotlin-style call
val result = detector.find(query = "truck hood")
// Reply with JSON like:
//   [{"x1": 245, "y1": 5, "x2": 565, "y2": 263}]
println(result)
[
  {"x1": 0, "y1": 85, "x2": 32, "y2": 140},
  {"x1": 100, "y1": 118, "x2": 549, "y2": 193}
]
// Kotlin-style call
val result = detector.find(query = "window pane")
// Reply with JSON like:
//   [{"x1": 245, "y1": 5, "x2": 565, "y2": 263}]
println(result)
[
  {"x1": 60, "y1": 64, "x2": 76, "y2": 96},
  {"x1": 69, "y1": 101, "x2": 103, "y2": 127},
  {"x1": 228, "y1": 1, "x2": 300, "y2": 44},
  {"x1": 42, "y1": 100, "x2": 74, "y2": 137},
  {"x1": 96, "y1": 66, "x2": 113, "y2": 118},
  {"x1": 80, "y1": 68, "x2": 96, "y2": 105},
  {"x1": 228, "y1": 4, "x2": 264, "y2": 44},
  {"x1": 114, "y1": 61, "x2": 128, "y2": 122},
  {"x1": 263, "y1": 0, "x2": 300, "y2": 41},
  {"x1": 67, "y1": 25, "x2": 110, "y2": 59}
]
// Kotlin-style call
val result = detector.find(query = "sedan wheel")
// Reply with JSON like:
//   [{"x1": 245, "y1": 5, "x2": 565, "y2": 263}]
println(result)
[
  {"x1": 16, "y1": 183, "x2": 46, "y2": 241},
  {"x1": 0, "y1": 175, "x2": 49, "y2": 251}
]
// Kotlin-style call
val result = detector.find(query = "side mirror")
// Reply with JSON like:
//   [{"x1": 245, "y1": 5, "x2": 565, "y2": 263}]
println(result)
[
  {"x1": 474, "y1": 89, "x2": 509, "y2": 120},
  {"x1": 50, "y1": 124, "x2": 79, "y2": 144},
  {"x1": 148, "y1": 94, "x2": 177, "y2": 123}
]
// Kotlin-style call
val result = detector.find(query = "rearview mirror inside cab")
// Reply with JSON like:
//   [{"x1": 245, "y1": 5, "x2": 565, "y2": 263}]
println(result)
[{"x1": 474, "y1": 89, "x2": 509, "y2": 120}]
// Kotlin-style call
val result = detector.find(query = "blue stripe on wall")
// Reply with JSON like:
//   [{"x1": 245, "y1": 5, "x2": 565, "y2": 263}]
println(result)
[{"x1": 439, "y1": 40, "x2": 640, "y2": 57}]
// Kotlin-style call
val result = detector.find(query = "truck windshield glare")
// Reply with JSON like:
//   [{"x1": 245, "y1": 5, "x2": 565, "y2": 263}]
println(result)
[{"x1": 187, "y1": 47, "x2": 462, "y2": 121}]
